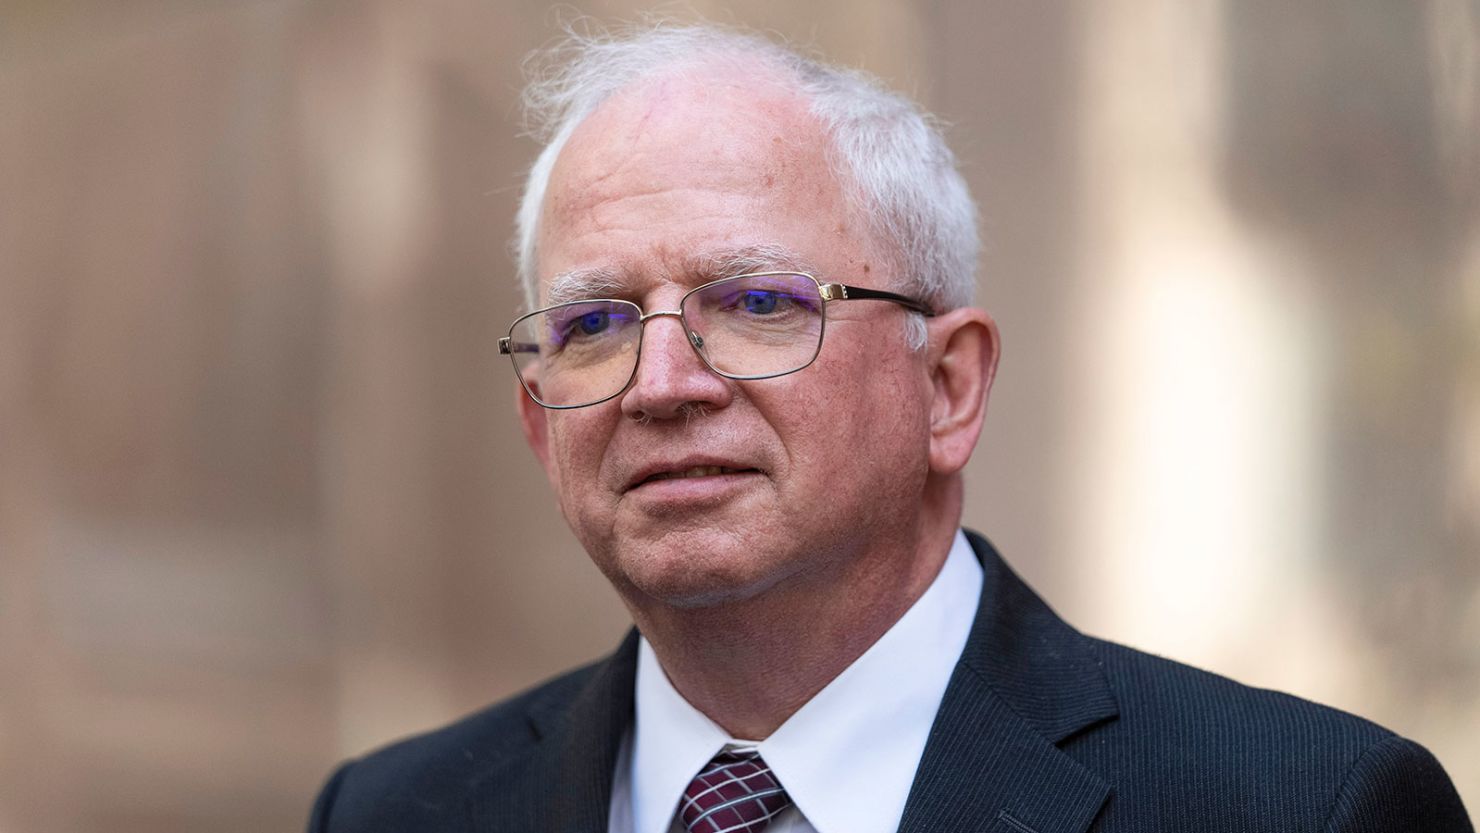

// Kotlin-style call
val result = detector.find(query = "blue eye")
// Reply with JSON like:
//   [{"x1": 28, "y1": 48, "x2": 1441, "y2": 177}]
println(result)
[
  {"x1": 576, "y1": 311, "x2": 610, "y2": 335},
  {"x1": 742, "y1": 291, "x2": 780, "y2": 315}
]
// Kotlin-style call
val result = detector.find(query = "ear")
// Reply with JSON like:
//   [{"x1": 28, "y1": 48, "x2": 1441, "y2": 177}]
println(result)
[
  {"x1": 515, "y1": 378, "x2": 554, "y2": 475},
  {"x1": 925, "y1": 307, "x2": 1000, "y2": 476}
]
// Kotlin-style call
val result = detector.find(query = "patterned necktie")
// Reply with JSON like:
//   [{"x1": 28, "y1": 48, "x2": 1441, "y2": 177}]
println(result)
[{"x1": 679, "y1": 749, "x2": 793, "y2": 833}]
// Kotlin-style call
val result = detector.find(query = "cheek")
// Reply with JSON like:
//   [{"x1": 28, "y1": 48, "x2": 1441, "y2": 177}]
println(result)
[
  {"x1": 545, "y1": 415, "x2": 610, "y2": 509},
  {"x1": 775, "y1": 351, "x2": 930, "y2": 485},
  {"x1": 817, "y1": 338, "x2": 927, "y2": 423}
]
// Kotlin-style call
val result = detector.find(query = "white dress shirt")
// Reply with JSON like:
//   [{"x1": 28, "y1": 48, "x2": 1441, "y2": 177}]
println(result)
[{"x1": 608, "y1": 530, "x2": 984, "y2": 833}]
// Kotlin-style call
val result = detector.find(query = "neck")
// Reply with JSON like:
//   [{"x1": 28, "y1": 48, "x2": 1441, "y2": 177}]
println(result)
[{"x1": 628, "y1": 477, "x2": 963, "y2": 739}]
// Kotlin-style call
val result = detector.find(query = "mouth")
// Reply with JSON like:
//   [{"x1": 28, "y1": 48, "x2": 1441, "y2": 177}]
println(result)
[{"x1": 625, "y1": 463, "x2": 764, "y2": 492}]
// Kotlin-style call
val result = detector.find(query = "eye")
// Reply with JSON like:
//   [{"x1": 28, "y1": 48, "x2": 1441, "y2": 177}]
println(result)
[
  {"x1": 742, "y1": 290, "x2": 780, "y2": 315},
  {"x1": 544, "y1": 304, "x2": 633, "y2": 350},
  {"x1": 575, "y1": 310, "x2": 610, "y2": 335}
]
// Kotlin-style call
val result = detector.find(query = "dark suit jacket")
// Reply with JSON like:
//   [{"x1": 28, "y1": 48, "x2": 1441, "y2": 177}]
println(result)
[{"x1": 308, "y1": 532, "x2": 1472, "y2": 832}]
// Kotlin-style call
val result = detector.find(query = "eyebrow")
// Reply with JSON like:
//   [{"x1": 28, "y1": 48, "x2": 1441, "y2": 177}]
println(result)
[
  {"x1": 544, "y1": 266, "x2": 625, "y2": 306},
  {"x1": 541, "y1": 244, "x2": 822, "y2": 307},
  {"x1": 686, "y1": 244, "x2": 820, "y2": 281}
]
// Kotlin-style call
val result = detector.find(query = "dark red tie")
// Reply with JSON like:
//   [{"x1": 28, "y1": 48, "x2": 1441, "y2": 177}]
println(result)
[{"x1": 679, "y1": 749, "x2": 792, "y2": 833}]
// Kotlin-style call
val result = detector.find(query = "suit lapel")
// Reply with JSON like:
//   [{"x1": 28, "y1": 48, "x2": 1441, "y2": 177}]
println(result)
[
  {"x1": 467, "y1": 630, "x2": 639, "y2": 833},
  {"x1": 897, "y1": 533, "x2": 1119, "y2": 833}
]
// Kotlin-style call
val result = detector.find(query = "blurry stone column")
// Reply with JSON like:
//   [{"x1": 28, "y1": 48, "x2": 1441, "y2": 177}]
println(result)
[
  {"x1": 1068, "y1": 0, "x2": 1339, "y2": 689},
  {"x1": 1221, "y1": 0, "x2": 1480, "y2": 799},
  {"x1": 0, "y1": 114, "x2": 71, "y2": 830},
  {"x1": 928, "y1": 0, "x2": 1087, "y2": 594},
  {"x1": 298, "y1": 3, "x2": 463, "y2": 753},
  {"x1": 2, "y1": 4, "x2": 339, "y2": 830}
]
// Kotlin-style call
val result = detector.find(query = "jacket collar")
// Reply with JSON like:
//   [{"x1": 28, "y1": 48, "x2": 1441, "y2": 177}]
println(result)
[
  {"x1": 465, "y1": 630, "x2": 638, "y2": 833},
  {"x1": 893, "y1": 531, "x2": 1117, "y2": 833},
  {"x1": 472, "y1": 531, "x2": 1117, "y2": 833},
  {"x1": 960, "y1": 530, "x2": 1119, "y2": 745},
  {"x1": 534, "y1": 629, "x2": 638, "y2": 832}
]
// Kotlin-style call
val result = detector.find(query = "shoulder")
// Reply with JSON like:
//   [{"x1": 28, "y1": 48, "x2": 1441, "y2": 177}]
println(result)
[
  {"x1": 1089, "y1": 636, "x2": 1390, "y2": 744},
  {"x1": 1077, "y1": 638, "x2": 1471, "y2": 830},
  {"x1": 958, "y1": 531, "x2": 1469, "y2": 829},
  {"x1": 307, "y1": 661, "x2": 600, "y2": 833}
]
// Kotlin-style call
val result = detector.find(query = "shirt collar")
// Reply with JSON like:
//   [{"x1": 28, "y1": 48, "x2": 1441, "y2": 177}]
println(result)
[{"x1": 629, "y1": 530, "x2": 983, "y2": 833}]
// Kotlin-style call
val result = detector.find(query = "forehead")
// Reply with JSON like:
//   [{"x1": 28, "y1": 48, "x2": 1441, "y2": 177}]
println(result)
[
  {"x1": 535, "y1": 67, "x2": 874, "y2": 298},
  {"x1": 553, "y1": 65, "x2": 817, "y2": 202}
]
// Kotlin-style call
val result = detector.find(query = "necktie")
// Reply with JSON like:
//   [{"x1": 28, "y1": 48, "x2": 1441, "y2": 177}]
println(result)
[{"x1": 679, "y1": 749, "x2": 793, "y2": 833}]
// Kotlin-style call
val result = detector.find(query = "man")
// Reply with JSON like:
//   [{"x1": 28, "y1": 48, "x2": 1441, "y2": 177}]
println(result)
[{"x1": 309, "y1": 23, "x2": 1471, "y2": 833}]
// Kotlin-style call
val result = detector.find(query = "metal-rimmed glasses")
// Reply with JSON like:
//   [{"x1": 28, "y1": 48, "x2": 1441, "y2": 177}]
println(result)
[{"x1": 500, "y1": 271, "x2": 935, "y2": 409}]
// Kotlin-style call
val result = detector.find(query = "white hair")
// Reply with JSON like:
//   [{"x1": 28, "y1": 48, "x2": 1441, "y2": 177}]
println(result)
[{"x1": 514, "y1": 22, "x2": 979, "y2": 347}]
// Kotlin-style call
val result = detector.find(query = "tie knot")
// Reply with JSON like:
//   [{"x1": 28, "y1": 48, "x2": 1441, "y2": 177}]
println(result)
[{"x1": 679, "y1": 749, "x2": 792, "y2": 833}]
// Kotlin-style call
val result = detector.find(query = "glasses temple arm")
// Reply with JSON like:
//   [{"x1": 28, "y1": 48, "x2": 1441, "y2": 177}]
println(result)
[
  {"x1": 821, "y1": 283, "x2": 937, "y2": 317},
  {"x1": 498, "y1": 337, "x2": 541, "y2": 355}
]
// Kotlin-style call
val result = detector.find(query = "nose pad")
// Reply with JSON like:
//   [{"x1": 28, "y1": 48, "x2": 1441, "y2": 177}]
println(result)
[{"x1": 689, "y1": 331, "x2": 704, "y2": 350}]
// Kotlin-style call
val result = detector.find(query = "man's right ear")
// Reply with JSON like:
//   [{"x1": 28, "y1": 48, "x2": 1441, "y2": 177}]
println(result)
[{"x1": 515, "y1": 379, "x2": 552, "y2": 471}]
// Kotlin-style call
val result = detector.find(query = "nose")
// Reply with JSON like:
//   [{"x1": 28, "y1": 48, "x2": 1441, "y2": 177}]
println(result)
[{"x1": 620, "y1": 311, "x2": 732, "y2": 421}]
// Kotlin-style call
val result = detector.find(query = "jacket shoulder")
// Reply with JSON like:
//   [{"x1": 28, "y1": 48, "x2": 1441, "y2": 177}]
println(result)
[
  {"x1": 1089, "y1": 636, "x2": 1393, "y2": 743},
  {"x1": 307, "y1": 660, "x2": 602, "y2": 833},
  {"x1": 1079, "y1": 638, "x2": 1471, "y2": 830}
]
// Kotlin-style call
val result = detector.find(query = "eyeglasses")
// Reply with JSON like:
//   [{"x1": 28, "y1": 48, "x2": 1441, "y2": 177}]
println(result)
[{"x1": 500, "y1": 271, "x2": 935, "y2": 409}]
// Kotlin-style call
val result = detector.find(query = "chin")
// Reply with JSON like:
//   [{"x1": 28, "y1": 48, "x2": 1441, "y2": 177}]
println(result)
[
  {"x1": 644, "y1": 573, "x2": 785, "y2": 610},
  {"x1": 609, "y1": 532, "x2": 798, "y2": 611}
]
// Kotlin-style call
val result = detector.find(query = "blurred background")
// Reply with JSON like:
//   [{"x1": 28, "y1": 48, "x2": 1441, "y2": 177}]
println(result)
[{"x1": 2, "y1": 0, "x2": 1477, "y2": 830}]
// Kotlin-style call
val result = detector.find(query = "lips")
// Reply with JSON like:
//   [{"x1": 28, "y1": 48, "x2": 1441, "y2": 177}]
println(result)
[
  {"x1": 645, "y1": 465, "x2": 750, "y2": 482},
  {"x1": 624, "y1": 460, "x2": 763, "y2": 492}
]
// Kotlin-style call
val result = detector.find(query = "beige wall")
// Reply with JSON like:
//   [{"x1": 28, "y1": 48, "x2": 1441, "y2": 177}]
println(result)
[{"x1": 1, "y1": 2, "x2": 1476, "y2": 830}]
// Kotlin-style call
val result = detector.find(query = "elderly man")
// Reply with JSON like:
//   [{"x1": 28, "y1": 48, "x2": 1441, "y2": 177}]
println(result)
[{"x1": 309, "y1": 24, "x2": 1471, "y2": 833}]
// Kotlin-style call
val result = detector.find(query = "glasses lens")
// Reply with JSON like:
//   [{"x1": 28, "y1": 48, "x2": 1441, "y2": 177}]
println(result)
[
  {"x1": 508, "y1": 300, "x2": 642, "y2": 407},
  {"x1": 684, "y1": 273, "x2": 824, "y2": 378}
]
